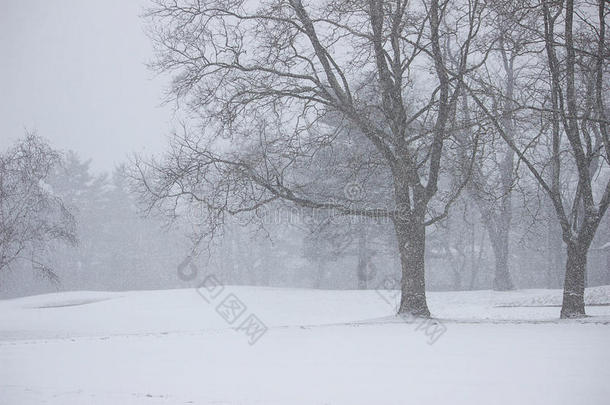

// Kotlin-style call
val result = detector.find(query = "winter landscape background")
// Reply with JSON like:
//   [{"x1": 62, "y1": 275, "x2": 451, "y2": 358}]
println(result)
[{"x1": 1, "y1": 0, "x2": 609, "y2": 404}]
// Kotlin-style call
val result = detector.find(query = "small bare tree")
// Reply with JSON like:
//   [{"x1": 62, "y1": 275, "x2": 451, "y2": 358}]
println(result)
[{"x1": 0, "y1": 134, "x2": 76, "y2": 281}]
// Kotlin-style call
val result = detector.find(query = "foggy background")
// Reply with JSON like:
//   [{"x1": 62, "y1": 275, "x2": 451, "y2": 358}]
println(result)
[
  {"x1": 1, "y1": 0, "x2": 608, "y2": 299},
  {"x1": 0, "y1": 0, "x2": 169, "y2": 172}
]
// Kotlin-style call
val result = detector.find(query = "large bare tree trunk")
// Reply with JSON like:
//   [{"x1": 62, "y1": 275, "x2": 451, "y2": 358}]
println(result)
[
  {"x1": 394, "y1": 216, "x2": 430, "y2": 317},
  {"x1": 560, "y1": 242, "x2": 588, "y2": 318}
]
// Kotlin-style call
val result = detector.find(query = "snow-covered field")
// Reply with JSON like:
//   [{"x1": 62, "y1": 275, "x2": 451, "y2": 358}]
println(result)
[{"x1": 1, "y1": 286, "x2": 610, "y2": 404}]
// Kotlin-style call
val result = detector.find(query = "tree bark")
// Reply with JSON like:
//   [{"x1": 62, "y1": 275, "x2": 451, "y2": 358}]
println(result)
[
  {"x1": 560, "y1": 242, "x2": 588, "y2": 318},
  {"x1": 394, "y1": 217, "x2": 430, "y2": 317}
]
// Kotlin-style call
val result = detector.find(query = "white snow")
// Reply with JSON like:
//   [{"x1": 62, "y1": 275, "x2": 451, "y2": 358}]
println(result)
[{"x1": 1, "y1": 286, "x2": 609, "y2": 404}]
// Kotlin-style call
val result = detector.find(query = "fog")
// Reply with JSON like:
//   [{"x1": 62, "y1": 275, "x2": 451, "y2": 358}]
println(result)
[
  {"x1": 0, "y1": 0, "x2": 169, "y2": 172},
  {"x1": 1, "y1": 1, "x2": 609, "y2": 403},
  {"x1": 1, "y1": 0, "x2": 607, "y2": 301}
]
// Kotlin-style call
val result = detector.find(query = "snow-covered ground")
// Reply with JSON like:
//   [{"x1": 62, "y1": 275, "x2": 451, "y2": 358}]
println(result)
[{"x1": 1, "y1": 285, "x2": 609, "y2": 404}]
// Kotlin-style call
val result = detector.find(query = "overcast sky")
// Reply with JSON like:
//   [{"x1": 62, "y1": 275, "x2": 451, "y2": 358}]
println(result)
[{"x1": 0, "y1": 0, "x2": 172, "y2": 173}]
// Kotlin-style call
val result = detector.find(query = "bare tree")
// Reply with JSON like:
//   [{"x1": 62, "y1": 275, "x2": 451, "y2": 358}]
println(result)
[
  {"x1": 0, "y1": 134, "x2": 76, "y2": 281},
  {"x1": 465, "y1": 0, "x2": 609, "y2": 318},
  {"x1": 452, "y1": 1, "x2": 545, "y2": 291},
  {"x1": 135, "y1": 0, "x2": 486, "y2": 316}
]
